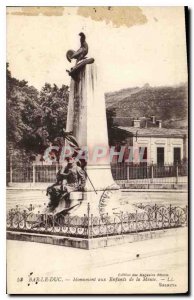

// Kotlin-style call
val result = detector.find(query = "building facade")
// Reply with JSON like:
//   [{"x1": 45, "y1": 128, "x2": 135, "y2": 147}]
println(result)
[{"x1": 119, "y1": 125, "x2": 187, "y2": 165}]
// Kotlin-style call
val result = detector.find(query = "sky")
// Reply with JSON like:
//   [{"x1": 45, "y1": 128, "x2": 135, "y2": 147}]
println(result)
[{"x1": 6, "y1": 6, "x2": 188, "y2": 93}]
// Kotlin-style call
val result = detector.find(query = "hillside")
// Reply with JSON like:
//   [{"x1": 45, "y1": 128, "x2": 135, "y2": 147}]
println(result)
[{"x1": 105, "y1": 84, "x2": 188, "y2": 129}]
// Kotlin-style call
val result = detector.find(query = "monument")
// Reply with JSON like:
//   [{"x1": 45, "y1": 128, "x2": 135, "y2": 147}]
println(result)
[
  {"x1": 61, "y1": 32, "x2": 121, "y2": 217},
  {"x1": 6, "y1": 33, "x2": 187, "y2": 250}
]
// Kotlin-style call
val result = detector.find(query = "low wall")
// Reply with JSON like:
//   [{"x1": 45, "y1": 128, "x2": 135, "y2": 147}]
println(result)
[
  {"x1": 7, "y1": 227, "x2": 181, "y2": 250},
  {"x1": 119, "y1": 183, "x2": 187, "y2": 190}
]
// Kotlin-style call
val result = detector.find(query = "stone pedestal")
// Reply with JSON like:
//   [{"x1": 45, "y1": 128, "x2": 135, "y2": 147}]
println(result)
[
  {"x1": 67, "y1": 189, "x2": 122, "y2": 217},
  {"x1": 65, "y1": 62, "x2": 120, "y2": 216}
]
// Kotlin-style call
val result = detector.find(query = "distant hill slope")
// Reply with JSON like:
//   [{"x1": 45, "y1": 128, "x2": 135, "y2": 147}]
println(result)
[{"x1": 105, "y1": 84, "x2": 188, "y2": 129}]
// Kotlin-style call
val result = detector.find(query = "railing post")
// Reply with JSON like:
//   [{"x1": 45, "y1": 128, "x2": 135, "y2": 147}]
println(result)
[
  {"x1": 106, "y1": 213, "x2": 109, "y2": 238},
  {"x1": 185, "y1": 205, "x2": 188, "y2": 227},
  {"x1": 52, "y1": 214, "x2": 55, "y2": 232},
  {"x1": 10, "y1": 154, "x2": 13, "y2": 184},
  {"x1": 45, "y1": 213, "x2": 48, "y2": 231},
  {"x1": 154, "y1": 204, "x2": 157, "y2": 226},
  {"x1": 151, "y1": 161, "x2": 154, "y2": 183},
  {"x1": 87, "y1": 203, "x2": 90, "y2": 239},
  {"x1": 148, "y1": 210, "x2": 151, "y2": 233},
  {"x1": 23, "y1": 210, "x2": 27, "y2": 229},
  {"x1": 68, "y1": 214, "x2": 70, "y2": 236},
  {"x1": 169, "y1": 204, "x2": 172, "y2": 227},
  {"x1": 90, "y1": 214, "x2": 93, "y2": 239},
  {"x1": 176, "y1": 161, "x2": 179, "y2": 184},
  {"x1": 32, "y1": 162, "x2": 36, "y2": 185},
  {"x1": 120, "y1": 211, "x2": 123, "y2": 235},
  {"x1": 135, "y1": 210, "x2": 138, "y2": 233},
  {"x1": 127, "y1": 163, "x2": 129, "y2": 182},
  {"x1": 10, "y1": 209, "x2": 14, "y2": 227}
]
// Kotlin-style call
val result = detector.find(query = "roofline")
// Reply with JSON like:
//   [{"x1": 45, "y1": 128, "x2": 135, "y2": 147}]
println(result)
[
  {"x1": 118, "y1": 127, "x2": 187, "y2": 138},
  {"x1": 131, "y1": 134, "x2": 186, "y2": 138}
]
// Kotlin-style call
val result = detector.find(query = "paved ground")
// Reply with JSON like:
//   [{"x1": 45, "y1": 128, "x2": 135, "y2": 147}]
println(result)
[
  {"x1": 6, "y1": 189, "x2": 188, "y2": 211},
  {"x1": 6, "y1": 189, "x2": 188, "y2": 294},
  {"x1": 7, "y1": 227, "x2": 188, "y2": 294}
]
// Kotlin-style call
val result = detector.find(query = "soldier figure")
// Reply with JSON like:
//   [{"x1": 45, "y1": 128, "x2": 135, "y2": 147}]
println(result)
[
  {"x1": 61, "y1": 156, "x2": 86, "y2": 192},
  {"x1": 46, "y1": 157, "x2": 86, "y2": 209}
]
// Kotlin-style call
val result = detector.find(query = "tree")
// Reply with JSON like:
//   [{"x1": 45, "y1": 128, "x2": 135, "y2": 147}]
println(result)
[
  {"x1": 39, "y1": 83, "x2": 69, "y2": 141},
  {"x1": 106, "y1": 107, "x2": 130, "y2": 146},
  {"x1": 7, "y1": 63, "x2": 39, "y2": 151},
  {"x1": 7, "y1": 63, "x2": 69, "y2": 157}
]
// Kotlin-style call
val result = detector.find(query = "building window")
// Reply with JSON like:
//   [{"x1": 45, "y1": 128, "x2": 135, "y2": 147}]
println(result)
[
  {"x1": 157, "y1": 147, "x2": 164, "y2": 165},
  {"x1": 139, "y1": 147, "x2": 147, "y2": 165},
  {"x1": 174, "y1": 147, "x2": 181, "y2": 164}
]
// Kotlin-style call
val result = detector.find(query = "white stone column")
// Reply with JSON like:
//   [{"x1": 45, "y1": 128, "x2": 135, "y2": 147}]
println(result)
[{"x1": 66, "y1": 63, "x2": 119, "y2": 192}]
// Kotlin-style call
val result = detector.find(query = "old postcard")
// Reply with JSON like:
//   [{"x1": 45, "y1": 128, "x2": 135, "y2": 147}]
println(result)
[{"x1": 6, "y1": 6, "x2": 188, "y2": 294}]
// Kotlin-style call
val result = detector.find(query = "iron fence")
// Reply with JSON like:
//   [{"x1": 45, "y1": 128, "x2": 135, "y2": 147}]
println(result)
[
  {"x1": 111, "y1": 163, "x2": 188, "y2": 184},
  {"x1": 7, "y1": 162, "x2": 188, "y2": 185},
  {"x1": 6, "y1": 204, "x2": 187, "y2": 238},
  {"x1": 7, "y1": 162, "x2": 60, "y2": 184}
]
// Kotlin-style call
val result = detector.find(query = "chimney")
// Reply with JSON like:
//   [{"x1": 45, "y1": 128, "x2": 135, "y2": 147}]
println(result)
[
  {"x1": 133, "y1": 119, "x2": 140, "y2": 128},
  {"x1": 158, "y1": 120, "x2": 162, "y2": 128},
  {"x1": 151, "y1": 116, "x2": 156, "y2": 124}
]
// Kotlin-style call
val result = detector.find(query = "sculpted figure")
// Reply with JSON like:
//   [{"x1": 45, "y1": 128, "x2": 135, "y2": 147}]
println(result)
[
  {"x1": 66, "y1": 33, "x2": 94, "y2": 79},
  {"x1": 66, "y1": 32, "x2": 88, "y2": 63},
  {"x1": 46, "y1": 157, "x2": 86, "y2": 210}
]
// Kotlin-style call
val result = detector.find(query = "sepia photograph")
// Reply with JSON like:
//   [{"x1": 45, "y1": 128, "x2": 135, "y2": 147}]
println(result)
[{"x1": 6, "y1": 6, "x2": 188, "y2": 294}]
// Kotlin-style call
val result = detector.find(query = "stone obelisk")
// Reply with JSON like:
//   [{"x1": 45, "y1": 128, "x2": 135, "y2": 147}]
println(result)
[{"x1": 65, "y1": 34, "x2": 120, "y2": 216}]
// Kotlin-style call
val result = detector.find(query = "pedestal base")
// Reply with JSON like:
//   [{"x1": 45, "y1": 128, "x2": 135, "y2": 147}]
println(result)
[
  {"x1": 7, "y1": 227, "x2": 178, "y2": 250},
  {"x1": 68, "y1": 189, "x2": 122, "y2": 217},
  {"x1": 84, "y1": 165, "x2": 120, "y2": 192}
]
